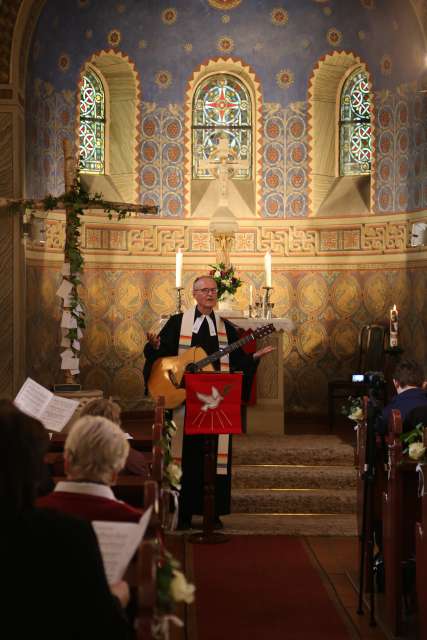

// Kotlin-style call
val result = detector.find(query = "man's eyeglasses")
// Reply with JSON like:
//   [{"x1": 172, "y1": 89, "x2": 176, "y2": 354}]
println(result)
[{"x1": 193, "y1": 288, "x2": 218, "y2": 295}]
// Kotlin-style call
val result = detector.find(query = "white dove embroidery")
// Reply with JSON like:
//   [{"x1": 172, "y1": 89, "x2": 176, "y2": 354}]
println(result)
[{"x1": 196, "y1": 386, "x2": 224, "y2": 412}]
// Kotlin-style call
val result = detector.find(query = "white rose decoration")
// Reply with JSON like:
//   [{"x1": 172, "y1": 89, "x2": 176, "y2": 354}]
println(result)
[
  {"x1": 408, "y1": 442, "x2": 426, "y2": 461},
  {"x1": 214, "y1": 270, "x2": 221, "y2": 278},
  {"x1": 170, "y1": 570, "x2": 196, "y2": 604},
  {"x1": 166, "y1": 462, "x2": 182, "y2": 488},
  {"x1": 349, "y1": 407, "x2": 364, "y2": 422}
]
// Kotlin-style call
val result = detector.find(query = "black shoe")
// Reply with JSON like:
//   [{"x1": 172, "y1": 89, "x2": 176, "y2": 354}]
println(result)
[
  {"x1": 213, "y1": 517, "x2": 223, "y2": 530},
  {"x1": 177, "y1": 517, "x2": 192, "y2": 531}
]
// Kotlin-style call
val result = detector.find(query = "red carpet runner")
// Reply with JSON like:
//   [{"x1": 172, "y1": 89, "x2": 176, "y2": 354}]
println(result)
[{"x1": 192, "y1": 535, "x2": 354, "y2": 640}]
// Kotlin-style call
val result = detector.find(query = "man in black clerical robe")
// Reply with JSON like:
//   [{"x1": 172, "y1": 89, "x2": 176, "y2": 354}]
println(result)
[{"x1": 143, "y1": 275, "x2": 273, "y2": 529}]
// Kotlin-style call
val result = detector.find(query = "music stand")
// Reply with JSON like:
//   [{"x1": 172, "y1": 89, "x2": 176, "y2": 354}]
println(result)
[{"x1": 183, "y1": 371, "x2": 243, "y2": 544}]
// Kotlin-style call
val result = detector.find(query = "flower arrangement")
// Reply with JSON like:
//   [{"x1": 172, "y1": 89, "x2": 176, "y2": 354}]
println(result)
[
  {"x1": 209, "y1": 262, "x2": 242, "y2": 301},
  {"x1": 400, "y1": 423, "x2": 426, "y2": 460},
  {"x1": 153, "y1": 549, "x2": 196, "y2": 639},
  {"x1": 342, "y1": 396, "x2": 364, "y2": 423},
  {"x1": 159, "y1": 416, "x2": 182, "y2": 490},
  {"x1": 157, "y1": 552, "x2": 196, "y2": 610}
]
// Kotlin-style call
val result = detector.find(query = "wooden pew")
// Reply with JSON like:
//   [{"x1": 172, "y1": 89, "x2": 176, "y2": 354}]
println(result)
[
  {"x1": 354, "y1": 397, "x2": 387, "y2": 598},
  {"x1": 134, "y1": 540, "x2": 157, "y2": 640},
  {"x1": 44, "y1": 396, "x2": 166, "y2": 510},
  {"x1": 382, "y1": 409, "x2": 421, "y2": 636},
  {"x1": 415, "y1": 427, "x2": 427, "y2": 640},
  {"x1": 124, "y1": 480, "x2": 161, "y2": 640}
]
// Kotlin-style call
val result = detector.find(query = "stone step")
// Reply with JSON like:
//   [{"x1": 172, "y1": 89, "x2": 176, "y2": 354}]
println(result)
[
  {"x1": 220, "y1": 513, "x2": 358, "y2": 536},
  {"x1": 231, "y1": 488, "x2": 357, "y2": 514},
  {"x1": 232, "y1": 464, "x2": 357, "y2": 490},
  {"x1": 233, "y1": 434, "x2": 354, "y2": 466},
  {"x1": 182, "y1": 513, "x2": 358, "y2": 536}
]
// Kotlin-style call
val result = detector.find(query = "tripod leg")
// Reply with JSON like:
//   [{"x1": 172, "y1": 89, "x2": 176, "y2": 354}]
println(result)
[{"x1": 357, "y1": 473, "x2": 369, "y2": 615}]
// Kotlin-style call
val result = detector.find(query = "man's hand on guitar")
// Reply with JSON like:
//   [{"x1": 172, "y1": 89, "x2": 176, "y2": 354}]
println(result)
[
  {"x1": 147, "y1": 332, "x2": 161, "y2": 350},
  {"x1": 253, "y1": 345, "x2": 275, "y2": 360}
]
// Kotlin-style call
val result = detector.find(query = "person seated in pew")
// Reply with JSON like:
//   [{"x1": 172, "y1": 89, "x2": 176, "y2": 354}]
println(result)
[
  {"x1": 0, "y1": 401, "x2": 132, "y2": 640},
  {"x1": 376, "y1": 359, "x2": 427, "y2": 435},
  {"x1": 79, "y1": 398, "x2": 150, "y2": 479},
  {"x1": 37, "y1": 415, "x2": 143, "y2": 522}
]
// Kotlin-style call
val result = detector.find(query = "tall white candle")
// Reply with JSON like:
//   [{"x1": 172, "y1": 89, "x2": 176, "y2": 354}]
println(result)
[
  {"x1": 175, "y1": 249, "x2": 183, "y2": 288},
  {"x1": 390, "y1": 304, "x2": 398, "y2": 347},
  {"x1": 249, "y1": 285, "x2": 253, "y2": 306},
  {"x1": 264, "y1": 251, "x2": 272, "y2": 288}
]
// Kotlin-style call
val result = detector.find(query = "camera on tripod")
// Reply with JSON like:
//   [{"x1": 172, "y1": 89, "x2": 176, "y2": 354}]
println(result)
[{"x1": 351, "y1": 371, "x2": 385, "y2": 389}]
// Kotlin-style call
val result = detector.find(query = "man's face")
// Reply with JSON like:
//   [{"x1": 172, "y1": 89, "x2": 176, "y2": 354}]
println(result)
[{"x1": 193, "y1": 277, "x2": 218, "y2": 312}]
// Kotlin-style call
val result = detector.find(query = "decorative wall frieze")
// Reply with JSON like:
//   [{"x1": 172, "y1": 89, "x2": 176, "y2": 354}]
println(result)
[{"x1": 27, "y1": 210, "x2": 427, "y2": 266}]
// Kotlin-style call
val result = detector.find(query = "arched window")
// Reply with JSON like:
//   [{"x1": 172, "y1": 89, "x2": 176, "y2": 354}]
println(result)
[
  {"x1": 339, "y1": 70, "x2": 371, "y2": 176},
  {"x1": 192, "y1": 74, "x2": 251, "y2": 179},
  {"x1": 79, "y1": 67, "x2": 105, "y2": 174}
]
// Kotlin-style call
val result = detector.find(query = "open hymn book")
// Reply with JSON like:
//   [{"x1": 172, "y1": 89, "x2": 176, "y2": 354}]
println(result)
[
  {"x1": 14, "y1": 377, "x2": 79, "y2": 432},
  {"x1": 92, "y1": 506, "x2": 153, "y2": 584}
]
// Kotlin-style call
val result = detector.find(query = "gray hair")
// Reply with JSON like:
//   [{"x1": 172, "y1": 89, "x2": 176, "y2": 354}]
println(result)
[
  {"x1": 193, "y1": 275, "x2": 216, "y2": 291},
  {"x1": 79, "y1": 398, "x2": 122, "y2": 425},
  {"x1": 65, "y1": 415, "x2": 129, "y2": 484}
]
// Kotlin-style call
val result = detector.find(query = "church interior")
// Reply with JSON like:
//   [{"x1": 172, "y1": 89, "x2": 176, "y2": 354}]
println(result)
[{"x1": 1, "y1": 0, "x2": 427, "y2": 638}]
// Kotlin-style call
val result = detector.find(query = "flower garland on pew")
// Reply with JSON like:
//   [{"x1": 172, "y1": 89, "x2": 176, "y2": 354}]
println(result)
[
  {"x1": 153, "y1": 548, "x2": 195, "y2": 640},
  {"x1": 342, "y1": 395, "x2": 364, "y2": 427},
  {"x1": 154, "y1": 416, "x2": 182, "y2": 531},
  {"x1": 150, "y1": 419, "x2": 194, "y2": 638},
  {"x1": 160, "y1": 417, "x2": 182, "y2": 491},
  {"x1": 400, "y1": 423, "x2": 426, "y2": 461}
]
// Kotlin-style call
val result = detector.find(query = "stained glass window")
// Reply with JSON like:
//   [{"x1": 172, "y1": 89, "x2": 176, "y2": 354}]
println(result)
[
  {"x1": 79, "y1": 68, "x2": 105, "y2": 174},
  {"x1": 192, "y1": 74, "x2": 251, "y2": 179},
  {"x1": 339, "y1": 70, "x2": 371, "y2": 176}
]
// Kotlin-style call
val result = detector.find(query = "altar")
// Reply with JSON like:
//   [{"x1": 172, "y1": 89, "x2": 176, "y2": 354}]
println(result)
[{"x1": 222, "y1": 317, "x2": 294, "y2": 435}]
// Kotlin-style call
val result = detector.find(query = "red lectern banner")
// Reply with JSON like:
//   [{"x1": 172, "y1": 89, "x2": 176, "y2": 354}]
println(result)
[{"x1": 184, "y1": 372, "x2": 243, "y2": 435}]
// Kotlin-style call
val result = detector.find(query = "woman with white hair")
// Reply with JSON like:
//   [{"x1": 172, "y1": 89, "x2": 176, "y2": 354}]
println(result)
[
  {"x1": 37, "y1": 415, "x2": 142, "y2": 522},
  {"x1": 79, "y1": 398, "x2": 150, "y2": 478}
]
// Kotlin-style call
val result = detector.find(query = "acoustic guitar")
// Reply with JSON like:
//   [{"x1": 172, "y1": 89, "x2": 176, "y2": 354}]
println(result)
[{"x1": 147, "y1": 323, "x2": 275, "y2": 409}]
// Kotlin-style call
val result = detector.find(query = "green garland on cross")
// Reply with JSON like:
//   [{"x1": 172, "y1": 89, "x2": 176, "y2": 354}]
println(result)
[{"x1": 11, "y1": 172, "x2": 157, "y2": 366}]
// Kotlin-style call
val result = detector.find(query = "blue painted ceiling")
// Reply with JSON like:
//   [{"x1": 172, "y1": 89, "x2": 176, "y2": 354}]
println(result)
[{"x1": 29, "y1": 0, "x2": 425, "y2": 105}]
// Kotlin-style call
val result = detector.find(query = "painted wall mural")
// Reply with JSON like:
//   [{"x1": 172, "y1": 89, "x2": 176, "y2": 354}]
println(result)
[
  {"x1": 25, "y1": 0, "x2": 427, "y2": 216},
  {"x1": 26, "y1": 259, "x2": 426, "y2": 412}
]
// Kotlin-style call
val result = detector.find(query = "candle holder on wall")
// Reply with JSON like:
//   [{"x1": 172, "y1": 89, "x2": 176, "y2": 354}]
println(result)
[
  {"x1": 262, "y1": 286, "x2": 273, "y2": 319},
  {"x1": 175, "y1": 287, "x2": 184, "y2": 314}
]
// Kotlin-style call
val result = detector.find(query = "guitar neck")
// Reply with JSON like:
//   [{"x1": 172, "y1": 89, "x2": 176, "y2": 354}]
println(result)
[{"x1": 195, "y1": 332, "x2": 256, "y2": 369}]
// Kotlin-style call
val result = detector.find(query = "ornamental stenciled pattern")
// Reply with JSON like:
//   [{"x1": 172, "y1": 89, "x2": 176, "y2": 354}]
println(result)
[{"x1": 32, "y1": 216, "x2": 422, "y2": 257}]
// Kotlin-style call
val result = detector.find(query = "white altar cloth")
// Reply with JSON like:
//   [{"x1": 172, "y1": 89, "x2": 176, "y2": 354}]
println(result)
[{"x1": 219, "y1": 316, "x2": 294, "y2": 333}]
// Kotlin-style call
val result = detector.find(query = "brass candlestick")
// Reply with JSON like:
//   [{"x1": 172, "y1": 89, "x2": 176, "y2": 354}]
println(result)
[
  {"x1": 175, "y1": 287, "x2": 184, "y2": 313},
  {"x1": 266, "y1": 302, "x2": 275, "y2": 320},
  {"x1": 262, "y1": 286, "x2": 273, "y2": 319}
]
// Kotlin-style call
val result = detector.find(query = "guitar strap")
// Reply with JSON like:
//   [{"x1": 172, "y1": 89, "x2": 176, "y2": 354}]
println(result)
[{"x1": 170, "y1": 308, "x2": 230, "y2": 476}]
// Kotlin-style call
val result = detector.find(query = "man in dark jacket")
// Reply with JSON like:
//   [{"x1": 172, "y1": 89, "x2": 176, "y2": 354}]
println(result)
[{"x1": 377, "y1": 358, "x2": 427, "y2": 434}]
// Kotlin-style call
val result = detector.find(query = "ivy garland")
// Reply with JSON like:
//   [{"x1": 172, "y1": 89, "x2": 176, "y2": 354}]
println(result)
[{"x1": 10, "y1": 173, "x2": 158, "y2": 368}]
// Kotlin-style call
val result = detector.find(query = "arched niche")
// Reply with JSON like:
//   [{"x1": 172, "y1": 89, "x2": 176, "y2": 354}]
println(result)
[
  {"x1": 308, "y1": 51, "x2": 375, "y2": 217},
  {"x1": 184, "y1": 57, "x2": 262, "y2": 218},
  {"x1": 77, "y1": 49, "x2": 141, "y2": 204}
]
